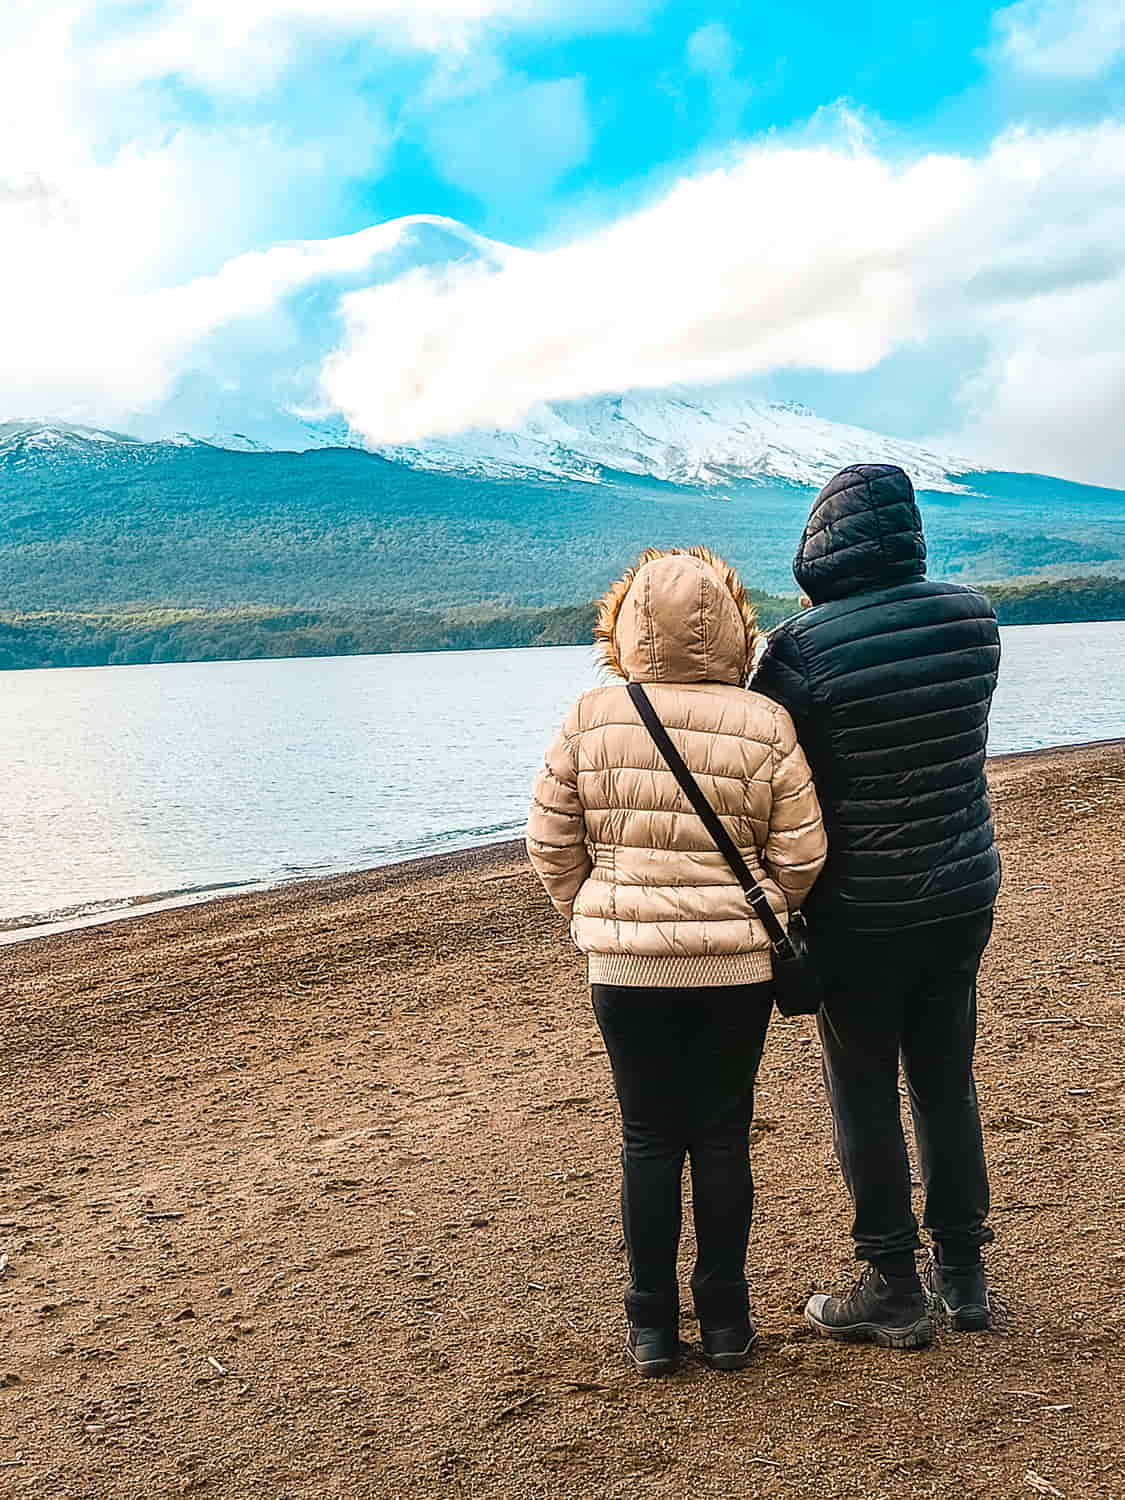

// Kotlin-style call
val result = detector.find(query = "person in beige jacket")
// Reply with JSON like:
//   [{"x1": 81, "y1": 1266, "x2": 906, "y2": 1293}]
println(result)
[{"x1": 527, "y1": 546, "x2": 825, "y2": 1377}]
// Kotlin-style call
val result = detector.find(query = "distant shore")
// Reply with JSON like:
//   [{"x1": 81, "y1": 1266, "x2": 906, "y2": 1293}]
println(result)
[
  {"x1": 3, "y1": 574, "x2": 1124, "y2": 670},
  {"x1": 2, "y1": 737, "x2": 1122, "y2": 1499},
  {"x1": 7, "y1": 737, "x2": 1123, "y2": 949}
]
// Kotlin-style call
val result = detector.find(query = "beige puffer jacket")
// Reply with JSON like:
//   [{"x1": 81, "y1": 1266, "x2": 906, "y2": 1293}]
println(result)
[{"x1": 527, "y1": 548, "x2": 826, "y2": 988}]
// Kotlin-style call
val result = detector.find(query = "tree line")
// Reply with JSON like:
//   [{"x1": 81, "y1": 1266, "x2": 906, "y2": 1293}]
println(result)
[{"x1": 1, "y1": 577, "x2": 1122, "y2": 671}]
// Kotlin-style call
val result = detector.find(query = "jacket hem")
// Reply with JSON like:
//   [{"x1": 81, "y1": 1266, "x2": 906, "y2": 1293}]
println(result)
[
  {"x1": 586, "y1": 951, "x2": 773, "y2": 988},
  {"x1": 807, "y1": 895, "x2": 998, "y2": 933}
]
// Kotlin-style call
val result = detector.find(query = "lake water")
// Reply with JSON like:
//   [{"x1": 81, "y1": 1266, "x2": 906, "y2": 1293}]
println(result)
[{"x1": 2, "y1": 621, "x2": 1124, "y2": 941}]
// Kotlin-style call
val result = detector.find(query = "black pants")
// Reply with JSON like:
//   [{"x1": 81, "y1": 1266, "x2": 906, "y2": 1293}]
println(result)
[
  {"x1": 591, "y1": 982, "x2": 773, "y2": 1330},
  {"x1": 815, "y1": 911, "x2": 995, "y2": 1265}
]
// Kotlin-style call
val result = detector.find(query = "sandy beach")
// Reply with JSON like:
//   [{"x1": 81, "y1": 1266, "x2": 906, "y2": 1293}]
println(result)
[{"x1": 1, "y1": 740, "x2": 1122, "y2": 1499}]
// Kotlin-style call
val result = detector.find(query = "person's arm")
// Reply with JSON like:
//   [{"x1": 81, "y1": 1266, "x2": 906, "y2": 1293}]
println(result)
[
  {"x1": 752, "y1": 623, "x2": 813, "y2": 741},
  {"x1": 526, "y1": 715, "x2": 591, "y2": 921},
  {"x1": 762, "y1": 705, "x2": 826, "y2": 911}
]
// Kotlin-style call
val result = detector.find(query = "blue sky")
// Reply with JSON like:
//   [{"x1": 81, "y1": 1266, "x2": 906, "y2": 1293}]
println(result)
[
  {"x1": 4, "y1": 1, "x2": 1125, "y2": 484},
  {"x1": 360, "y1": 2, "x2": 999, "y2": 238},
  {"x1": 131, "y1": 2, "x2": 1010, "y2": 248}
]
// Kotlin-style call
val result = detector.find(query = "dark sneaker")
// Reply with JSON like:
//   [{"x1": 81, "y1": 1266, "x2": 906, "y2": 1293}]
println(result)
[
  {"x1": 625, "y1": 1325, "x2": 680, "y2": 1377},
  {"x1": 804, "y1": 1265, "x2": 934, "y2": 1350},
  {"x1": 700, "y1": 1320, "x2": 757, "y2": 1371},
  {"x1": 924, "y1": 1254, "x2": 992, "y2": 1332}
]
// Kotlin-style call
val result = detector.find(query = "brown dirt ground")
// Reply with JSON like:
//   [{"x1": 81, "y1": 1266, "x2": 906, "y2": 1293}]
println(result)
[{"x1": 1, "y1": 742, "x2": 1123, "y2": 1500}]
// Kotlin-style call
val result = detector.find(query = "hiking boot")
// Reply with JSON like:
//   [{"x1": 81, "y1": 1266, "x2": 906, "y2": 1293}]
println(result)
[
  {"x1": 804, "y1": 1264, "x2": 934, "y2": 1349},
  {"x1": 624, "y1": 1325, "x2": 680, "y2": 1377},
  {"x1": 924, "y1": 1253, "x2": 992, "y2": 1332},
  {"x1": 700, "y1": 1320, "x2": 757, "y2": 1371}
]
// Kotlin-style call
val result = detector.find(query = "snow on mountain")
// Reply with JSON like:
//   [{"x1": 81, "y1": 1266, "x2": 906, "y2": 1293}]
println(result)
[
  {"x1": 2, "y1": 390, "x2": 983, "y2": 493},
  {"x1": 0, "y1": 421, "x2": 141, "y2": 455},
  {"x1": 0, "y1": 390, "x2": 983, "y2": 493},
  {"x1": 374, "y1": 387, "x2": 983, "y2": 492},
  {"x1": 0, "y1": 422, "x2": 154, "y2": 474}
]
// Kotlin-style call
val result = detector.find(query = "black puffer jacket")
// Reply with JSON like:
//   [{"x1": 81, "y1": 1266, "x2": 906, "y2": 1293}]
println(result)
[{"x1": 752, "y1": 464, "x2": 1001, "y2": 931}]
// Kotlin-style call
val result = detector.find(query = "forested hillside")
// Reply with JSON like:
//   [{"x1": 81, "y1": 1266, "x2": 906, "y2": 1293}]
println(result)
[{"x1": 2, "y1": 440, "x2": 1124, "y2": 613}]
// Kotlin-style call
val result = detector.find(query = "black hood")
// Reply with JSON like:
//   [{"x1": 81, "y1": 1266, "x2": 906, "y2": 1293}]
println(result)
[{"x1": 793, "y1": 464, "x2": 927, "y2": 604}]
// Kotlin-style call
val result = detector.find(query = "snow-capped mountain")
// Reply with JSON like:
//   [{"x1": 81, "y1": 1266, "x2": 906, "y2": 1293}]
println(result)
[
  {"x1": 374, "y1": 388, "x2": 981, "y2": 492},
  {"x1": 2, "y1": 390, "x2": 982, "y2": 494},
  {"x1": 1, "y1": 211, "x2": 985, "y2": 494},
  {"x1": 0, "y1": 421, "x2": 143, "y2": 461},
  {"x1": 0, "y1": 421, "x2": 213, "y2": 469}
]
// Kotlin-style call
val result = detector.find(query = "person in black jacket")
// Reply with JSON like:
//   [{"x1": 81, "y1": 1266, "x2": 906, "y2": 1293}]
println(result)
[{"x1": 753, "y1": 463, "x2": 1000, "y2": 1349}]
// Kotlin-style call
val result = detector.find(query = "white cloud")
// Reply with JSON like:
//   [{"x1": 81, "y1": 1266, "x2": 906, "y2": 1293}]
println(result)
[
  {"x1": 418, "y1": 73, "x2": 592, "y2": 207},
  {"x1": 686, "y1": 22, "x2": 753, "y2": 138},
  {"x1": 321, "y1": 144, "x2": 933, "y2": 437},
  {"x1": 991, "y1": 0, "x2": 1125, "y2": 80},
  {"x1": 686, "y1": 21, "x2": 739, "y2": 75},
  {"x1": 87, "y1": 0, "x2": 655, "y2": 93},
  {"x1": 0, "y1": 0, "x2": 607, "y2": 415},
  {"x1": 320, "y1": 122, "x2": 1125, "y2": 487}
]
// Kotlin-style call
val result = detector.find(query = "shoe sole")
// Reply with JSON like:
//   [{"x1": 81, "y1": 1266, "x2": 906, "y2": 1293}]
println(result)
[
  {"x1": 804, "y1": 1309, "x2": 934, "y2": 1349},
  {"x1": 625, "y1": 1353, "x2": 679, "y2": 1378},
  {"x1": 934, "y1": 1296, "x2": 992, "y2": 1333},
  {"x1": 700, "y1": 1333, "x2": 757, "y2": 1371},
  {"x1": 701, "y1": 1346, "x2": 755, "y2": 1371}
]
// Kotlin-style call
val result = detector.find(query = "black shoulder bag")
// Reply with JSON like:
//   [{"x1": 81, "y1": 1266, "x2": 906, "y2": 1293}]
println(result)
[{"x1": 627, "y1": 682, "x2": 824, "y2": 1018}]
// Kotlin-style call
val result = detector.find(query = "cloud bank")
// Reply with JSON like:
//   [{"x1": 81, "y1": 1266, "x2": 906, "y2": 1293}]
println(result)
[
  {"x1": 4, "y1": 0, "x2": 1125, "y2": 487},
  {"x1": 322, "y1": 122, "x2": 1125, "y2": 486},
  {"x1": 992, "y1": 0, "x2": 1125, "y2": 79},
  {"x1": 0, "y1": 0, "x2": 630, "y2": 417}
]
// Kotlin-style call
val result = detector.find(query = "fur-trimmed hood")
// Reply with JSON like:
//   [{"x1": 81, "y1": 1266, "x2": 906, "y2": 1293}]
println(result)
[{"x1": 595, "y1": 547, "x2": 759, "y2": 686}]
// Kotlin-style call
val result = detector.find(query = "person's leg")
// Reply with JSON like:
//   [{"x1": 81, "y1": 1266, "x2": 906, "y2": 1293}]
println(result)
[
  {"x1": 591, "y1": 985, "x2": 688, "y2": 1331},
  {"x1": 686, "y1": 982, "x2": 773, "y2": 1335},
  {"x1": 815, "y1": 929, "x2": 923, "y2": 1266},
  {"x1": 804, "y1": 928, "x2": 934, "y2": 1348},
  {"x1": 902, "y1": 912, "x2": 995, "y2": 1268}
]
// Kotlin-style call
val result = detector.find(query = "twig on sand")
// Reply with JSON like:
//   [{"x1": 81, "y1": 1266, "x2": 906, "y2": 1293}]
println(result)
[
  {"x1": 207, "y1": 1356, "x2": 228, "y2": 1376},
  {"x1": 493, "y1": 1394, "x2": 540, "y2": 1422},
  {"x1": 1023, "y1": 1017, "x2": 1105, "y2": 1029},
  {"x1": 1025, "y1": 1472, "x2": 1065, "y2": 1498}
]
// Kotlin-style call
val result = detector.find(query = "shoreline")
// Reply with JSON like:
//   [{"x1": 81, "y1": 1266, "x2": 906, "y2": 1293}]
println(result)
[
  {"x1": 4, "y1": 596, "x2": 1125, "y2": 675},
  {"x1": 6, "y1": 736, "x2": 1123, "y2": 950}
]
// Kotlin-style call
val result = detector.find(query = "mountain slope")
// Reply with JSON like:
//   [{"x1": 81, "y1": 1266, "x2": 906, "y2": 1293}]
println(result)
[
  {"x1": 5, "y1": 386, "x2": 983, "y2": 493},
  {"x1": 1, "y1": 432, "x2": 1122, "y2": 614},
  {"x1": 375, "y1": 388, "x2": 982, "y2": 491}
]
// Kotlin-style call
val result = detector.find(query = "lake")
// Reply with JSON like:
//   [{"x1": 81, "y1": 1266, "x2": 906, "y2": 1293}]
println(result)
[{"x1": 2, "y1": 621, "x2": 1124, "y2": 941}]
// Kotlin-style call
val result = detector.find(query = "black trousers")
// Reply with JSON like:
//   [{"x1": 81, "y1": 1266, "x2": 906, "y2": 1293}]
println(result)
[
  {"x1": 591, "y1": 982, "x2": 773, "y2": 1330},
  {"x1": 815, "y1": 911, "x2": 995, "y2": 1265}
]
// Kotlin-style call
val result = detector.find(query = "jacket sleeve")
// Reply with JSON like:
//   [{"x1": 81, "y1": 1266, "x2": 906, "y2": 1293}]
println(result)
[
  {"x1": 762, "y1": 705, "x2": 826, "y2": 911},
  {"x1": 752, "y1": 624, "x2": 813, "y2": 739},
  {"x1": 526, "y1": 715, "x2": 592, "y2": 922}
]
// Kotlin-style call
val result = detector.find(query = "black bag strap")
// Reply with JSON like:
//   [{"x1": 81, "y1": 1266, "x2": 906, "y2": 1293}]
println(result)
[{"x1": 627, "y1": 681, "x2": 792, "y2": 956}]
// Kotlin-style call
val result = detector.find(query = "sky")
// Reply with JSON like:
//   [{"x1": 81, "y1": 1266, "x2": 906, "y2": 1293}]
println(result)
[{"x1": 3, "y1": 0, "x2": 1125, "y2": 485}]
